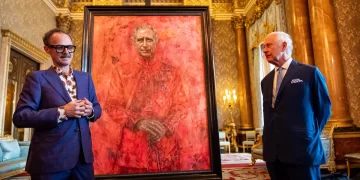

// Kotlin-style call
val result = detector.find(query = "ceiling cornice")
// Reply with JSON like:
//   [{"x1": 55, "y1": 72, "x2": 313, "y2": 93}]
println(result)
[
  {"x1": 43, "y1": 0, "x2": 71, "y2": 16},
  {"x1": 43, "y1": 0, "x2": 257, "y2": 20}
]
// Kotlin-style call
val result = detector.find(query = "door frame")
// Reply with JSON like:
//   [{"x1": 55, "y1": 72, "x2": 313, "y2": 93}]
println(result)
[{"x1": 0, "y1": 29, "x2": 50, "y2": 139}]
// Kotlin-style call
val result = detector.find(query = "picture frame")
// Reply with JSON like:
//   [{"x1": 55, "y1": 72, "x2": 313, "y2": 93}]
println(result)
[{"x1": 81, "y1": 6, "x2": 221, "y2": 179}]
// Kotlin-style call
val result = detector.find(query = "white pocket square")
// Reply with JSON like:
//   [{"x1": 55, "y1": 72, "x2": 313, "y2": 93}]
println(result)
[{"x1": 291, "y1": 78, "x2": 303, "y2": 84}]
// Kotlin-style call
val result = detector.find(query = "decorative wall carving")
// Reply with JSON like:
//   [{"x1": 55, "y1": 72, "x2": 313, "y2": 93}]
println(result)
[
  {"x1": 51, "y1": 0, "x2": 71, "y2": 7},
  {"x1": 232, "y1": 0, "x2": 249, "y2": 9},
  {"x1": 56, "y1": 14, "x2": 73, "y2": 33},
  {"x1": 232, "y1": 15, "x2": 246, "y2": 29},
  {"x1": 333, "y1": 0, "x2": 360, "y2": 126}
]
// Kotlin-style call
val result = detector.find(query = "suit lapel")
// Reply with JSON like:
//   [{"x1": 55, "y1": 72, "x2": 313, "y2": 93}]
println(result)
[
  {"x1": 74, "y1": 70, "x2": 87, "y2": 100},
  {"x1": 267, "y1": 69, "x2": 275, "y2": 102},
  {"x1": 43, "y1": 67, "x2": 72, "y2": 103},
  {"x1": 277, "y1": 60, "x2": 299, "y2": 97}
]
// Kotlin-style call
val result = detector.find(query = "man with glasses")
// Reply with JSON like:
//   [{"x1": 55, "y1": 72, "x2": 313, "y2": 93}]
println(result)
[{"x1": 13, "y1": 28, "x2": 102, "y2": 179}]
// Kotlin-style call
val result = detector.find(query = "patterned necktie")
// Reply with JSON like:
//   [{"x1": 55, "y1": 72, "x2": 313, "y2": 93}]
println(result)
[{"x1": 275, "y1": 67, "x2": 283, "y2": 98}]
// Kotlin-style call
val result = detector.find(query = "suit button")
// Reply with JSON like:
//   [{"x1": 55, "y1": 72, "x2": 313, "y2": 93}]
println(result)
[{"x1": 75, "y1": 129, "x2": 80, "y2": 132}]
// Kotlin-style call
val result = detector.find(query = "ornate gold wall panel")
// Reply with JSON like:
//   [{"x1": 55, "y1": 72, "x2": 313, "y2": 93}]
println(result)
[
  {"x1": 333, "y1": 0, "x2": 360, "y2": 126},
  {"x1": 69, "y1": 20, "x2": 84, "y2": 71},
  {"x1": 71, "y1": 2, "x2": 92, "y2": 12},
  {"x1": 212, "y1": 3, "x2": 232, "y2": 13},
  {"x1": 1, "y1": 0, "x2": 57, "y2": 50},
  {"x1": 211, "y1": 20, "x2": 239, "y2": 129}
]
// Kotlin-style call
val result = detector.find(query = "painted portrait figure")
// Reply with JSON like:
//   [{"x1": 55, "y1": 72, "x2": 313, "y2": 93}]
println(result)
[{"x1": 90, "y1": 16, "x2": 210, "y2": 175}]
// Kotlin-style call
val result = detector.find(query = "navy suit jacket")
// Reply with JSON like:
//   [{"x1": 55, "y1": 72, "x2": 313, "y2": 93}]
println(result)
[
  {"x1": 261, "y1": 60, "x2": 331, "y2": 165},
  {"x1": 13, "y1": 67, "x2": 102, "y2": 174}
]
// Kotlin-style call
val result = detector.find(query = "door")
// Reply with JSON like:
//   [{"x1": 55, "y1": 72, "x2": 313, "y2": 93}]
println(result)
[{"x1": 5, "y1": 49, "x2": 40, "y2": 141}]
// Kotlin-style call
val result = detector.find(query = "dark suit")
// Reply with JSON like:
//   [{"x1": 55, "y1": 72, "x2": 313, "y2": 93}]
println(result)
[
  {"x1": 261, "y1": 60, "x2": 331, "y2": 179},
  {"x1": 13, "y1": 67, "x2": 101, "y2": 176}
]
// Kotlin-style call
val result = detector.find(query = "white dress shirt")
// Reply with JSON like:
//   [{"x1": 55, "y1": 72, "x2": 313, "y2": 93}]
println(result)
[{"x1": 272, "y1": 58, "x2": 292, "y2": 108}]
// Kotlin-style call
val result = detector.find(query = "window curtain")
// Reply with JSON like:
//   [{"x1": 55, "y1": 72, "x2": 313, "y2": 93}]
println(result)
[{"x1": 247, "y1": 0, "x2": 287, "y2": 129}]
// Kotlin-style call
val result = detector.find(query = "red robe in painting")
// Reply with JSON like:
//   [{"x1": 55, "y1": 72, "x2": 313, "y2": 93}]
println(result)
[{"x1": 104, "y1": 55, "x2": 188, "y2": 173}]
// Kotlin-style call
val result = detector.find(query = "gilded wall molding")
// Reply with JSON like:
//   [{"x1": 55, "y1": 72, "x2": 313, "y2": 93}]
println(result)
[
  {"x1": 93, "y1": 0, "x2": 122, "y2": 5},
  {"x1": 246, "y1": 0, "x2": 281, "y2": 27},
  {"x1": 1, "y1": 30, "x2": 49, "y2": 63},
  {"x1": 53, "y1": 0, "x2": 257, "y2": 20}
]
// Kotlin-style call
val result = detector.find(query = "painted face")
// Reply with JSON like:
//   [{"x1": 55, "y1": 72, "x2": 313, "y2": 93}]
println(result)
[
  {"x1": 263, "y1": 34, "x2": 286, "y2": 66},
  {"x1": 44, "y1": 32, "x2": 74, "y2": 67},
  {"x1": 134, "y1": 28, "x2": 158, "y2": 59}
]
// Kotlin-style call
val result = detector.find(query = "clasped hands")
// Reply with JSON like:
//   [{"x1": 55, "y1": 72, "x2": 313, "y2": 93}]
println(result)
[
  {"x1": 63, "y1": 98, "x2": 93, "y2": 118},
  {"x1": 135, "y1": 120, "x2": 168, "y2": 144}
]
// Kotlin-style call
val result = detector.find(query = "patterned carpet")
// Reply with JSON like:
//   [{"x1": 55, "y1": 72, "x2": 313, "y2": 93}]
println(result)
[
  {"x1": 222, "y1": 167, "x2": 270, "y2": 180},
  {"x1": 221, "y1": 153, "x2": 266, "y2": 168},
  {"x1": 6, "y1": 153, "x2": 354, "y2": 180},
  {"x1": 221, "y1": 153, "x2": 270, "y2": 180}
]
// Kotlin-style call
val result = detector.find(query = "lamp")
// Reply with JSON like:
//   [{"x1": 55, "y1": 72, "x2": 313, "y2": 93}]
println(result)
[{"x1": 222, "y1": 89, "x2": 238, "y2": 152}]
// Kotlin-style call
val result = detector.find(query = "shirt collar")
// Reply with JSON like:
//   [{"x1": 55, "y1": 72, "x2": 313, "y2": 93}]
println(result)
[
  {"x1": 276, "y1": 58, "x2": 292, "y2": 71},
  {"x1": 52, "y1": 65, "x2": 74, "y2": 76}
]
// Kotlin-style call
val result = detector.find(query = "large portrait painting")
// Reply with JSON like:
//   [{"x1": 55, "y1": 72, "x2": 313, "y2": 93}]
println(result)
[{"x1": 82, "y1": 6, "x2": 221, "y2": 179}]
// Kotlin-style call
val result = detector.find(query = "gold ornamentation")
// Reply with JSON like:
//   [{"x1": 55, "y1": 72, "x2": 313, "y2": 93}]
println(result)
[
  {"x1": 231, "y1": 15, "x2": 246, "y2": 29},
  {"x1": 184, "y1": 0, "x2": 210, "y2": 6},
  {"x1": 320, "y1": 125, "x2": 337, "y2": 173},
  {"x1": 1, "y1": 30, "x2": 49, "y2": 62},
  {"x1": 71, "y1": 2, "x2": 92, "y2": 12},
  {"x1": 70, "y1": 20, "x2": 85, "y2": 71},
  {"x1": 51, "y1": 0, "x2": 71, "y2": 8},
  {"x1": 246, "y1": 0, "x2": 278, "y2": 27},
  {"x1": 232, "y1": 0, "x2": 249, "y2": 9},
  {"x1": 212, "y1": 3, "x2": 233, "y2": 13},
  {"x1": 224, "y1": 122, "x2": 238, "y2": 152},
  {"x1": 56, "y1": 14, "x2": 73, "y2": 33},
  {"x1": 93, "y1": 0, "x2": 122, "y2": 5},
  {"x1": 249, "y1": 22, "x2": 275, "y2": 49},
  {"x1": 213, "y1": 0, "x2": 232, "y2": 3}
]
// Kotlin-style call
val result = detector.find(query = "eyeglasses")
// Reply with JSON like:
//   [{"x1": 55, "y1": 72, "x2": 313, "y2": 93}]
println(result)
[{"x1": 48, "y1": 45, "x2": 76, "y2": 53}]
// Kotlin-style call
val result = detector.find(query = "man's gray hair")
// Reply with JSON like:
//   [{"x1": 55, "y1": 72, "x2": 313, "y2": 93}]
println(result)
[
  {"x1": 269, "y1": 31, "x2": 293, "y2": 57},
  {"x1": 132, "y1": 24, "x2": 158, "y2": 42}
]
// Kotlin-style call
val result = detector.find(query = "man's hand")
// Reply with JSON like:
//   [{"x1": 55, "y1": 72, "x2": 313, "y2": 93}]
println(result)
[
  {"x1": 81, "y1": 98, "x2": 93, "y2": 117},
  {"x1": 135, "y1": 120, "x2": 166, "y2": 144},
  {"x1": 64, "y1": 100, "x2": 85, "y2": 118}
]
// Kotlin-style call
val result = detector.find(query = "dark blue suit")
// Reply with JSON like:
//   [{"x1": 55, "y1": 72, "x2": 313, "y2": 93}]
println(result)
[
  {"x1": 261, "y1": 60, "x2": 331, "y2": 179},
  {"x1": 13, "y1": 67, "x2": 101, "y2": 176}
]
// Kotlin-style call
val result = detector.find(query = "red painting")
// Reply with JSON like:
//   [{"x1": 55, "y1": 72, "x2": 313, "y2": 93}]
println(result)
[{"x1": 90, "y1": 15, "x2": 210, "y2": 175}]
